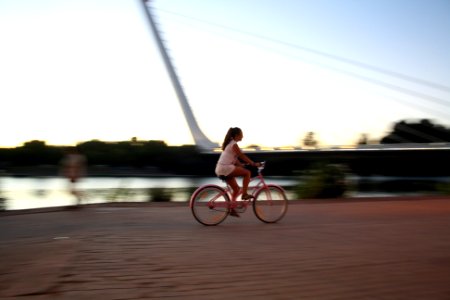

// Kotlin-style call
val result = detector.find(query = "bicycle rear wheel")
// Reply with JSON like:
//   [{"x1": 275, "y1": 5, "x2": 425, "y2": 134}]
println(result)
[
  {"x1": 253, "y1": 185, "x2": 288, "y2": 223},
  {"x1": 191, "y1": 185, "x2": 230, "y2": 226}
]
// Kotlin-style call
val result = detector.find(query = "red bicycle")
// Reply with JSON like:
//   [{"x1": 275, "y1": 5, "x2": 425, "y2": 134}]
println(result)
[{"x1": 189, "y1": 162, "x2": 288, "y2": 226}]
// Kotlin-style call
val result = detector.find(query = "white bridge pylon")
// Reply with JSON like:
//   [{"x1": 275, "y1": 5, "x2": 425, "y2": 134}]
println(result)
[{"x1": 141, "y1": 0, "x2": 219, "y2": 151}]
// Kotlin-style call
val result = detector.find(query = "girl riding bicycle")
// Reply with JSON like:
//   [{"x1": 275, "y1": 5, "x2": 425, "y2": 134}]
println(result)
[{"x1": 215, "y1": 127, "x2": 260, "y2": 216}]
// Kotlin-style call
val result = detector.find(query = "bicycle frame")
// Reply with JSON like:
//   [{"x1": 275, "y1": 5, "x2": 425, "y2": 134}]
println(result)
[
  {"x1": 225, "y1": 172, "x2": 269, "y2": 206},
  {"x1": 189, "y1": 164, "x2": 283, "y2": 210},
  {"x1": 190, "y1": 162, "x2": 288, "y2": 225}
]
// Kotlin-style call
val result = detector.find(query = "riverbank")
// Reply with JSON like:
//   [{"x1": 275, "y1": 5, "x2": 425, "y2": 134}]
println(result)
[
  {"x1": 2, "y1": 195, "x2": 449, "y2": 217},
  {"x1": 1, "y1": 173, "x2": 449, "y2": 211}
]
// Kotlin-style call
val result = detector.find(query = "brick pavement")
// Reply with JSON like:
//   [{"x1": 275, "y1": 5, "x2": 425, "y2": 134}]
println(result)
[{"x1": 1, "y1": 197, "x2": 450, "y2": 299}]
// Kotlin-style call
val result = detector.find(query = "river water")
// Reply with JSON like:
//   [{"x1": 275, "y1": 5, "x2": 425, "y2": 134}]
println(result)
[
  {"x1": 0, "y1": 176, "x2": 297, "y2": 210},
  {"x1": 1, "y1": 176, "x2": 447, "y2": 211}
]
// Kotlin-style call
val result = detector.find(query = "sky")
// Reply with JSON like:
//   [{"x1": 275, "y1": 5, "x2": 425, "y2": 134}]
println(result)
[{"x1": 1, "y1": 0, "x2": 449, "y2": 148}]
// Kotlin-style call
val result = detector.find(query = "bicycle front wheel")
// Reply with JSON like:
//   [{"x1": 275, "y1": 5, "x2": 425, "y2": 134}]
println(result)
[
  {"x1": 191, "y1": 185, "x2": 230, "y2": 226},
  {"x1": 253, "y1": 185, "x2": 288, "y2": 223}
]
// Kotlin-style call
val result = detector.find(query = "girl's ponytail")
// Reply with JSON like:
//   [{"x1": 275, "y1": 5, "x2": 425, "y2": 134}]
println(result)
[{"x1": 221, "y1": 127, "x2": 241, "y2": 150}]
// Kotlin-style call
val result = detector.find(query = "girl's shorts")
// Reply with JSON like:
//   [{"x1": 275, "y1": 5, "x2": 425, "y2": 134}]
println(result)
[{"x1": 215, "y1": 164, "x2": 235, "y2": 177}]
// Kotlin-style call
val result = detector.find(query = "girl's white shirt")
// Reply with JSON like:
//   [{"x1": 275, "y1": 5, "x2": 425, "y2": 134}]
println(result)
[{"x1": 217, "y1": 140, "x2": 238, "y2": 166}]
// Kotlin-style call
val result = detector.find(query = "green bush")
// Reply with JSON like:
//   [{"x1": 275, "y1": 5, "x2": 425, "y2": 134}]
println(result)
[
  {"x1": 295, "y1": 163, "x2": 348, "y2": 199},
  {"x1": 436, "y1": 182, "x2": 450, "y2": 195},
  {"x1": 0, "y1": 197, "x2": 5, "y2": 211},
  {"x1": 148, "y1": 188, "x2": 172, "y2": 202}
]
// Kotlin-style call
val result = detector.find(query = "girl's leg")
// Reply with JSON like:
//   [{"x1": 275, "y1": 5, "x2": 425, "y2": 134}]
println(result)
[
  {"x1": 225, "y1": 177, "x2": 241, "y2": 217},
  {"x1": 227, "y1": 166, "x2": 251, "y2": 196},
  {"x1": 225, "y1": 177, "x2": 240, "y2": 200}
]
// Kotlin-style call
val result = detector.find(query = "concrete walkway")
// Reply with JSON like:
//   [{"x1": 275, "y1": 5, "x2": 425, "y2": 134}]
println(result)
[{"x1": 1, "y1": 197, "x2": 450, "y2": 299}]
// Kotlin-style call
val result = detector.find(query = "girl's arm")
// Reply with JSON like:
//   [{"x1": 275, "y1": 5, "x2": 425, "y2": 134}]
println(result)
[{"x1": 232, "y1": 143, "x2": 256, "y2": 166}]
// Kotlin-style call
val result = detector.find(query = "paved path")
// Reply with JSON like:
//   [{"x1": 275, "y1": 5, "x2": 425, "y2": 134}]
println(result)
[{"x1": 1, "y1": 197, "x2": 450, "y2": 299}]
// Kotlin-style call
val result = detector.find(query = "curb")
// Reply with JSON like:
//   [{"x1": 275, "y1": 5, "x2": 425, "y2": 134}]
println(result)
[{"x1": 1, "y1": 195, "x2": 449, "y2": 217}]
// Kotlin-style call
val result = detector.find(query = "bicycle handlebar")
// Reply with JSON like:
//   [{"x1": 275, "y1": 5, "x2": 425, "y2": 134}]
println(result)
[{"x1": 257, "y1": 161, "x2": 266, "y2": 172}]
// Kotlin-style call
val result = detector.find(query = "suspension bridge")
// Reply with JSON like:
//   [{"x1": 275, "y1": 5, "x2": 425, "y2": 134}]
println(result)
[{"x1": 140, "y1": 0, "x2": 450, "y2": 169}]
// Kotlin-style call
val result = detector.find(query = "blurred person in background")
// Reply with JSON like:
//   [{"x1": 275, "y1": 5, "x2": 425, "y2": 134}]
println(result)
[{"x1": 60, "y1": 147, "x2": 87, "y2": 206}]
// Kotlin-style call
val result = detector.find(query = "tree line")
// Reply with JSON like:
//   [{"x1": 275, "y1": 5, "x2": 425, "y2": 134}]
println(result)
[
  {"x1": 379, "y1": 119, "x2": 450, "y2": 144},
  {"x1": 1, "y1": 119, "x2": 449, "y2": 177},
  {"x1": 0, "y1": 139, "x2": 213, "y2": 176}
]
